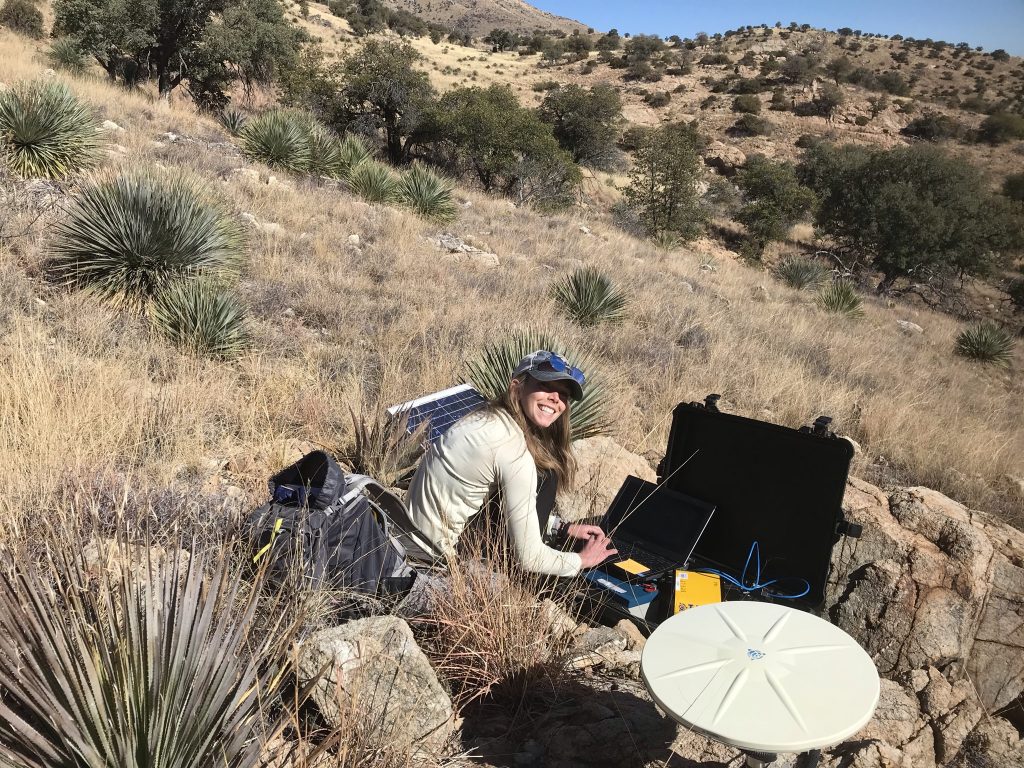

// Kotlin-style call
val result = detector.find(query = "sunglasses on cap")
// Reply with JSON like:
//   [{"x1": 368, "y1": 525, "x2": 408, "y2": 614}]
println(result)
[{"x1": 531, "y1": 350, "x2": 586, "y2": 389}]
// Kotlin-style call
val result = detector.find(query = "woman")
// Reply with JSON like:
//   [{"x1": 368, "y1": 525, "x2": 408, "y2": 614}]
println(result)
[{"x1": 403, "y1": 350, "x2": 616, "y2": 576}]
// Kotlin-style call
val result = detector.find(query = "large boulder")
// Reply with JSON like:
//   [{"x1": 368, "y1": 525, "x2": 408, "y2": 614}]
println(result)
[
  {"x1": 558, "y1": 436, "x2": 656, "y2": 522},
  {"x1": 297, "y1": 616, "x2": 454, "y2": 757},
  {"x1": 703, "y1": 141, "x2": 747, "y2": 176},
  {"x1": 827, "y1": 478, "x2": 1024, "y2": 712}
]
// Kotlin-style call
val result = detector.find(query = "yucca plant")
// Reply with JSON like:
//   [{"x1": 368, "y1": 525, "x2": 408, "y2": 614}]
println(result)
[
  {"x1": 347, "y1": 159, "x2": 401, "y2": 203},
  {"x1": 337, "y1": 133, "x2": 372, "y2": 180},
  {"x1": 955, "y1": 321, "x2": 1016, "y2": 366},
  {"x1": 464, "y1": 330, "x2": 610, "y2": 440},
  {"x1": 0, "y1": 539, "x2": 298, "y2": 768},
  {"x1": 307, "y1": 124, "x2": 345, "y2": 179},
  {"x1": 239, "y1": 109, "x2": 312, "y2": 173},
  {"x1": 774, "y1": 255, "x2": 828, "y2": 290},
  {"x1": 49, "y1": 172, "x2": 244, "y2": 309},
  {"x1": 652, "y1": 230, "x2": 681, "y2": 251},
  {"x1": 817, "y1": 279, "x2": 863, "y2": 318},
  {"x1": 343, "y1": 406, "x2": 428, "y2": 488},
  {"x1": 0, "y1": 79, "x2": 101, "y2": 179},
  {"x1": 550, "y1": 267, "x2": 627, "y2": 326},
  {"x1": 218, "y1": 108, "x2": 247, "y2": 136},
  {"x1": 152, "y1": 279, "x2": 250, "y2": 359},
  {"x1": 398, "y1": 164, "x2": 457, "y2": 223},
  {"x1": 47, "y1": 38, "x2": 88, "y2": 74}
]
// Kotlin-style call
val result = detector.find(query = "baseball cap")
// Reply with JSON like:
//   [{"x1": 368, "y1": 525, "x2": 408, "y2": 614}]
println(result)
[{"x1": 512, "y1": 350, "x2": 586, "y2": 402}]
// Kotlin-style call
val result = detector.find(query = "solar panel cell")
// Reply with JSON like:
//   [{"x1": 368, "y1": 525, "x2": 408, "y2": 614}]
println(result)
[{"x1": 388, "y1": 384, "x2": 487, "y2": 443}]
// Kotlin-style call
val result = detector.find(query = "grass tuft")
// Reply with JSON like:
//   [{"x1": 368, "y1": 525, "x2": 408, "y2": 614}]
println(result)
[
  {"x1": 817, "y1": 279, "x2": 864, "y2": 318},
  {"x1": 398, "y1": 164, "x2": 457, "y2": 223},
  {"x1": 0, "y1": 78, "x2": 101, "y2": 178},
  {"x1": 48, "y1": 172, "x2": 244, "y2": 309},
  {"x1": 151, "y1": 279, "x2": 250, "y2": 359},
  {"x1": 550, "y1": 266, "x2": 627, "y2": 326},
  {"x1": 955, "y1": 321, "x2": 1016, "y2": 366},
  {"x1": 464, "y1": 330, "x2": 610, "y2": 440},
  {"x1": 774, "y1": 256, "x2": 828, "y2": 290}
]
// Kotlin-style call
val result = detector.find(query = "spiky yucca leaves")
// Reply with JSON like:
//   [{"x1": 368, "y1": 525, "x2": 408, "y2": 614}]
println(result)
[
  {"x1": 551, "y1": 267, "x2": 627, "y2": 327},
  {"x1": 774, "y1": 256, "x2": 828, "y2": 290},
  {"x1": 652, "y1": 231, "x2": 681, "y2": 251},
  {"x1": 337, "y1": 133, "x2": 371, "y2": 180},
  {"x1": 464, "y1": 330, "x2": 610, "y2": 440},
  {"x1": 344, "y1": 407, "x2": 427, "y2": 488},
  {"x1": 955, "y1": 321, "x2": 1016, "y2": 366},
  {"x1": 0, "y1": 540, "x2": 297, "y2": 768},
  {"x1": 219, "y1": 108, "x2": 247, "y2": 136},
  {"x1": 49, "y1": 173, "x2": 244, "y2": 309},
  {"x1": 240, "y1": 109, "x2": 313, "y2": 173},
  {"x1": 347, "y1": 159, "x2": 401, "y2": 203},
  {"x1": 0, "y1": 79, "x2": 100, "y2": 179},
  {"x1": 47, "y1": 38, "x2": 87, "y2": 73},
  {"x1": 152, "y1": 279, "x2": 250, "y2": 358},
  {"x1": 398, "y1": 164, "x2": 457, "y2": 223},
  {"x1": 817, "y1": 279, "x2": 864, "y2": 318},
  {"x1": 307, "y1": 124, "x2": 346, "y2": 179}
]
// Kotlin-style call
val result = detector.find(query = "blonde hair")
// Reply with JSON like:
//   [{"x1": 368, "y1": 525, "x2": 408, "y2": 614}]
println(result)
[{"x1": 490, "y1": 375, "x2": 576, "y2": 490}]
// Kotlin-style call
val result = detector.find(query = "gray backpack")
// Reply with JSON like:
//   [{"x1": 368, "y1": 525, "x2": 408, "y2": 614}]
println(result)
[{"x1": 247, "y1": 451, "x2": 416, "y2": 595}]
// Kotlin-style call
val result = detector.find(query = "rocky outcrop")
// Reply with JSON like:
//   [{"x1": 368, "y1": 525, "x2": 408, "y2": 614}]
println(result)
[
  {"x1": 558, "y1": 436, "x2": 657, "y2": 522},
  {"x1": 297, "y1": 616, "x2": 455, "y2": 757}
]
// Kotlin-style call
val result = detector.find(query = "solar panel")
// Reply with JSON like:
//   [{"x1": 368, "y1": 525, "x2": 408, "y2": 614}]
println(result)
[{"x1": 387, "y1": 383, "x2": 487, "y2": 444}]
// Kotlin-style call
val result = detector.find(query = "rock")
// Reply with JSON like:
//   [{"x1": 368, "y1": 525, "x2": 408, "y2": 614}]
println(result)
[
  {"x1": 281, "y1": 307, "x2": 295, "y2": 319},
  {"x1": 540, "y1": 598, "x2": 579, "y2": 641},
  {"x1": 258, "y1": 221, "x2": 283, "y2": 236},
  {"x1": 959, "y1": 715, "x2": 1024, "y2": 766},
  {"x1": 751, "y1": 284, "x2": 771, "y2": 302},
  {"x1": 347, "y1": 234, "x2": 361, "y2": 247},
  {"x1": 896, "y1": 319, "x2": 924, "y2": 334},
  {"x1": 567, "y1": 626, "x2": 628, "y2": 670},
  {"x1": 680, "y1": 281, "x2": 694, "y2": 292},
  {"x1": 704, "y1": 141, "x2": 746, "y2": 176},
  {"x1": 82, "y1": 538, "x2": 192, "y2": 602},
  {"x1": 100, "y1": 120, "x2": 124, "y2": 132},
  {"x1": 222, "y1": 167, "x2": 261, "y2": 183},
  {"x1": 557, "y1": 437, "x2": 656, "y2": 522},
  {"x1": 160, "y1": 131, "x2": 179, "y2": 142},
  {"x1": 578, "y1": 224, "x2": 592, "y2": 235},
  {"x1": 297, "y1": 616, "x2": 454, "y2": 757},
  {"x1": 854, "y1": 679, "x2": 925, "y2": 748},
  {"x1": 840, "y1": 435, "x2": 862, "y2": 455},
  {"x1": 431, "y1": 233, "x2": 500, "y2": 268},
  {"x1": 933, "y1": 695, "x2": 983, "y2": 763},
  {"x1": 614, "y1": 619, "x2": 647, "y2": 651}
]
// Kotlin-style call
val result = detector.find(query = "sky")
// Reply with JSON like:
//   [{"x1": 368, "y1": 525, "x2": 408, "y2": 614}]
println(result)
[{"x1": 531, "y1": 0, "x2": 1024, "y2": 56}]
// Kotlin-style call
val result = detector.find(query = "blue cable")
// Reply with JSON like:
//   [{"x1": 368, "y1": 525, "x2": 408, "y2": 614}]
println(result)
[{"x1": 697, "y1": 541, "x2": 810, "y2": 600}]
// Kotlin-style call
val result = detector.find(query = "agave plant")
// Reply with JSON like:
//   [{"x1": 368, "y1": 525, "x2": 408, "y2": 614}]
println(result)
[
  {"x1": 218, "y1": 108, "x2": 247, "y2": 136},
  {"x1": 347, "y1": 159, "x2": 401, "y2": 203},
  {"x1": 240, "y1": 109, "x2": 313, "y2": 173},
  {"x1": 47, "y1": 38, "x2": 87, "y2": 74},
  {"x1": 0, "y1": 79, "x2": 101, "y2": 179},
  {"x1": 49, "y1": 172, "x2": 244, "y2": 309},
  {"x1": 774, "y1": 256, "x2": 828, "y2": 290},
  {"x1": 817, "y1": 279, "x2": 863, "y2": 318},
  {"x1": 954, "y1": 321, "x2": 1016, "y2": 366},
  {"x1": 550, "y1": 267, "x2": 627, "y2": 327},
  {"x1": 0, "y1": 540, "x2": 297, "y2": 768},
  {"x1": 398, "y1": 164, "x2": 457, "y2": 223},
  {"x1": 343, "y1": 406, "x2": 427, "y2": 489},
  {"x1": 337, "y1": 133, "x2": 372, "y2": 180},
  {"x1": 152, "y1": 279, "x2": 250, "y2": 359},
  {"x1": 464, "y1": 330, "x2": 610, "y2": 440},
  {"x1": 651, "y1": 230, "x2": 681, "y2": 251}
]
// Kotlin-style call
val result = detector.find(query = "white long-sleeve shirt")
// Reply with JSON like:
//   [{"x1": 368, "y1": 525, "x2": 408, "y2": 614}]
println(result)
[{"x1": 405, "y1": 408, "x2": 582, "y2": 577}]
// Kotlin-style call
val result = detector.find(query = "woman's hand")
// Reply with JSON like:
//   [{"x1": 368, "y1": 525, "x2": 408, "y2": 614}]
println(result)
[
  {"x1": 577, "y1": 532, "x2": 617, "y2": 569},
  {"x1": 565, "y1": 523, "x2": 605, "y2": 542}
]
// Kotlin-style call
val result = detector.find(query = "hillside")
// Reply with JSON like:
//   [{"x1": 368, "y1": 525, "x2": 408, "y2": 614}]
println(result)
[{"x1": 378, "y1": 0, "x2": 588, "y2": 36}]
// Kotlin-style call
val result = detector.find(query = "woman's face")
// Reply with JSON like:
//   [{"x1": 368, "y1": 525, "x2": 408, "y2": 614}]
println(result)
[{"x1": 517, "y1": 376, "x2": 570, "y2": 430}]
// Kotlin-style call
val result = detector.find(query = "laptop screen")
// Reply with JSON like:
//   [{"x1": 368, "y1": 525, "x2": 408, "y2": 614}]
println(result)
[{"x1": 603, "y1": 475, "x2": 716, "y2": 563}]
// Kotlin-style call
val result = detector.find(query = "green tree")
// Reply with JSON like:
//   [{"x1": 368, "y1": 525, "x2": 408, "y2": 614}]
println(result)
[
  {"x1": 812, "y1": 83, "x2": 844, "y2": 119},
  {"x1": 537, "y1": 84, "x2": 621, "y2": 168},
  {"x1": 825, "y1": 55, "x2": 853, "y2": 84},
  {"x1": 486, "y1": 28, "x2": 516, "y2": 51},
  {"x1": 0, "y1": 0, "x2": 44, "y2": 38},
  {"x1": 624, "y1": 122, "x2": 707, "y2": 239},
  {"x1": 429, "y1": 85, "x2": 580, "y2": 208},
  {"x1": 799, "y1": 142, "x2": 1024, "y2": 292},
  {"x1": 624, "y1": 34, "x2": 664, "y2": 63},
  {"x1": 978, "y1": 112, "x2": 1024, "y2": 144},
  {"x1": 735, "y1": 155, "x2": 815, "y2": 254},
  {"x1": 340, "y1": 40, "x2": 435, "y2": 164},
  {"x1": 1003, "y1": 172, "x2": 1024, "y2": 202}
]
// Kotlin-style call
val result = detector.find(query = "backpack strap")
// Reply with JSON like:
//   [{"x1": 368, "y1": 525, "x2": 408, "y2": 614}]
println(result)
[{"x1": 334, "y1": 474, "x2": 412, "y2": 562}]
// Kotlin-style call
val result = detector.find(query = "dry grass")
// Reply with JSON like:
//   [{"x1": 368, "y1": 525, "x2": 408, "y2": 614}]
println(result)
[{"x1": 0, "y1": 25, "x2": 1022, "y2": 555}]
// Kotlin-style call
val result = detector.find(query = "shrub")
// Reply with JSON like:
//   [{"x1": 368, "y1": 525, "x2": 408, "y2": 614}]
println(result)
[
  {"x1": 735, "y1": 155, "x2": 815, "y2": 253},
  {"x1": 240, "y1": 109, "x2": 313, "y2": 173},
  {"x1": 770, "y1": 88, "x2": 788, "y2": 110},
  {"x1": 465, "y1": 330, "x2": 609, "y2": 440},
  {"x1": 0, "y1": 0, "x2": 43, "y2": 38},
  {"x1": 532, "y1": 80, "x2": 560, "y2": 92},
  {"x1": 978, "y1": 112, "x2": 1024, "y2": 144},
  {"x1": 901, "y1": 113, "x2": 965, "y2": 141},
  {"x1": 398, "y1": 163, "x2": 457, "y2": 223},
  {"x1": 732, "y1": 94, "x2": 761, "y2": 114},
  {"x1": 49, "y1": 173, "x2": 244, "y2": 309},
  {"x1": 47, "y1": 37, "x2": 87, "y2": 72},
  {"x1": 731, "y1": 113, "x2": 772, "y2": 136},
  {"x1": 855, "y1": 115, "x2": 869, "y2": 126},
  {"x1": 151, "y1": 279, "x2": 249, "y2": 358},
  {"x1": 1003, "y1": 172, "x2": 1024, "y2": 202},
  {"x1": 347, "y1": 159, "x2": 401, "y2": 203},
  {"x1": 954, "y1": 321, "x2": 1015, "y2": 365},
  {"x1": 700, "y1": 53, "x2": 732, "y2": 66},
  {"x1": 218, "y1": 108, "x2": 247, "y2": 136},
  {"x1": 774, "y1": 256, "x2": 828, "y2": 289},
  {"x1": 550, "y1": 266, "x2": 627, "y2": 326},
  {"x1": 0, "y1": 79, "x2": 101, "y2": 179},
  {"x1": 0, "y1": 539, "x2": 296, "y2": 768},
  {"x1": 645, "y1": 91, "x2": 671, "y2": 108},
  {"x1": 817, "y1": 280, "x2": 863, "y2": 317}
]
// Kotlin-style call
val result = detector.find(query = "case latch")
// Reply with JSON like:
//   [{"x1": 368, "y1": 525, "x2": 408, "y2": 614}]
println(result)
[{"x1": 800, "y1": 415, "x2": 836, "y2": 438}]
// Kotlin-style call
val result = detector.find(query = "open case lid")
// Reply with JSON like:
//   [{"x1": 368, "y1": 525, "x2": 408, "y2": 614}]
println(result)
[{"x1": 658, "y1": 399, "x2": 856, "y2": 608}]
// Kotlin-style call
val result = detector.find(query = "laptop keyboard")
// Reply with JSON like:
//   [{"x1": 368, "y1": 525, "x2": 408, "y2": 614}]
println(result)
[{"x1": 604, "y1": 536, "x2": 680, "y2": 576}]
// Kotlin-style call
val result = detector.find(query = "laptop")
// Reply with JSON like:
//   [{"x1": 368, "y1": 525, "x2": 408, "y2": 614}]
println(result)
[{"x1": 597, "y1": 475, "x2": 716, "y2": 579}]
